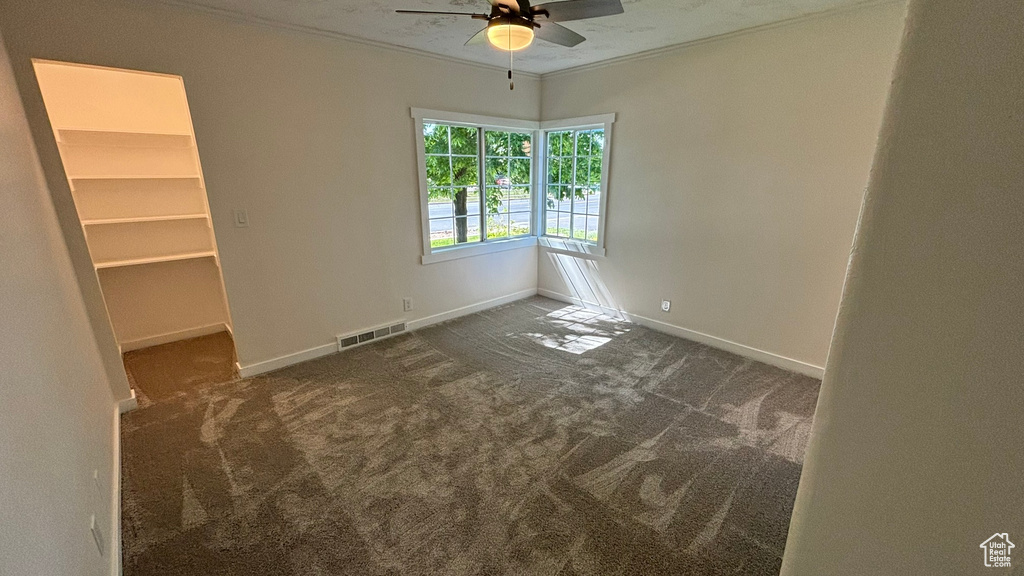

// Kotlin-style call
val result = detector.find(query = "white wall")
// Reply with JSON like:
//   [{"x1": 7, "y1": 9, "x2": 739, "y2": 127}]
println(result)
[
  {"x1": 538, "y1": 2, "x2": 906, "y2": 371},
  {"x1": 782, "y1": 0, "x2": 1024, "y2": 573},
  {"x1": 0, "y1": 32, "x2": 119, "y2": 576},
  {"x1": 0, "y1": 0, "x2": 540, "y2": 370}
]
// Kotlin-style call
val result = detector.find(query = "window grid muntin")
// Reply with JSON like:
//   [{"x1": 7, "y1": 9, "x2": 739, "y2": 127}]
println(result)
[
  {"x1": 483, "y1": 128, "x2": 533, "y2": 241},
  {"x1": 424, "y1": 123, "x2": 483, "y2": 248},
  {"x1": 545, "y1": 128, "x2": 603, "y2": 242}
]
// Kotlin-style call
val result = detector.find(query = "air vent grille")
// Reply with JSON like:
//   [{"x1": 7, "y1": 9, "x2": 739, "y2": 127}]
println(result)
[{"x1": 337, "y1": 321, "x2": 407, "y2": 351}]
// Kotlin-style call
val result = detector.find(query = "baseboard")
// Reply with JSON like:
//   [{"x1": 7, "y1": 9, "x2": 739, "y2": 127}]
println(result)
[
  {"x1": 237, "y1": 341, "x2": 338, "y2": 378},
  {"x1": 536, "y1": 288, "x2": 624, "y2": 318},
  {"x1": 237, "y1": 289, "x2": 538, "y2": 378},
  {"x1": 118, "y1": 322, "x2": 230, "y2": 352},
  {"x1": 117, "y1": 389, "x2": 138, "y2": 414},
  {"x1": 110, "y1": 406, "x2": 122, "y2": 576},
  {"x1": 406, "y1": 288, "x2": 538, "y2": 331},
  {"x1": 537, "y1": 289, "x2": 825, "y2": 379}
]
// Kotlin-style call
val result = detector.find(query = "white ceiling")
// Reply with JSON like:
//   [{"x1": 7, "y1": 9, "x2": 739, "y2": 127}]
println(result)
[{"x1": 166, "y1": 0, "x2": 881, "y2": 74}]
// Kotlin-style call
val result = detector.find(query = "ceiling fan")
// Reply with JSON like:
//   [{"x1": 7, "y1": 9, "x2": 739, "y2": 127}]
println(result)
[{"x1": 397, "y1": 0, "x2": 624, "y2": 88}]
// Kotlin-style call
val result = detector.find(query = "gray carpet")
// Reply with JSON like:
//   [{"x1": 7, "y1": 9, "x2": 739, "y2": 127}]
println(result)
[{"x1": 121, "y1": 296, "x2": 820, "y2": 575}]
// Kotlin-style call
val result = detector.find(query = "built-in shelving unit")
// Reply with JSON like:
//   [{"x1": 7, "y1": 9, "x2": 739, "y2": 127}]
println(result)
[{"x1": 35, "y1": 60, "x2": 234, "y2": 350}]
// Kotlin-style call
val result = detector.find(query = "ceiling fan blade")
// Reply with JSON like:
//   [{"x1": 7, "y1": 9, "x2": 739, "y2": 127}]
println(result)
[
  {"x1": 532, "y1": 0, "x2": 623, "y2": 22},
  {"x1": 535, "y1": 21, "x2": 585, "y2": 47},
  {"x1": 489, "y1": 0, "x2": 521, "y2": 13},
  {"x1": 465, "y1": 28, "x2": 488, "y2": 46},
  {"x1": 396, "y1": 9, "x2": 488, "y2": 18}
]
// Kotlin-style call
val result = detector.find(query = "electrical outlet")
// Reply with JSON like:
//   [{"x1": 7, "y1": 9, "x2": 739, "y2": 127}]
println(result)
[
  {"x1": 661, "y1": 300, "x2": 671, "y2": 312},
  {"x1": 233, "y1": 209, "x2": 249, "y2": 228},
  {"x1": 402, "y1": 297, "x2": 413, "y2": 312},
  {"x1": 90, "y1": 514, "x2": 105, "y2": 557}
]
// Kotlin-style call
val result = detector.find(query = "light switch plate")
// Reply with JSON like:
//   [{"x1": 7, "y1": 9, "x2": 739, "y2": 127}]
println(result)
[{"x1": 233, "y1": 209, "x2": 249, "y2": 228}]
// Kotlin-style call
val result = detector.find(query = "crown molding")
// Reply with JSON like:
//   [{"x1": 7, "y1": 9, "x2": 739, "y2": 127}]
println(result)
[
  {"x1": 153, "y1": 0, "x2": 542, "y2": 80},
  {"x1": 155, "y1": 0, "x2": 903, "y2": 82},
  {"x1": 540, "y1": 0, "x2": 906, "y2": 79}
]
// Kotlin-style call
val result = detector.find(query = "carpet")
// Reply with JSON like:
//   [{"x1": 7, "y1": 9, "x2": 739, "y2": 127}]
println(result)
[
  {"x1": 122, "y1": 330, "x2": 237, "y2": 404},
  {"x1": 120, "y1": 297, "x2": 820, "y2": 575}
]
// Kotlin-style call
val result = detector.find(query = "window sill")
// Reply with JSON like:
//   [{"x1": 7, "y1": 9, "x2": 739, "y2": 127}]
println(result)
[
  {"x1": 538, "y1": 237, "x2": 606, "y2": 258},
  {"x1": 421, "y1": 236, "x2": 538, "y2": 265}
]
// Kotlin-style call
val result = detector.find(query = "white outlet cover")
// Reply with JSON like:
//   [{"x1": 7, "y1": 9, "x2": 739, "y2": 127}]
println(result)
[
  {"x1": 403, "y1": 298, "x2": 413, "y2": 312},
  {"x1": 661, "y1": 300, "x2": 671, "y2": 312}
]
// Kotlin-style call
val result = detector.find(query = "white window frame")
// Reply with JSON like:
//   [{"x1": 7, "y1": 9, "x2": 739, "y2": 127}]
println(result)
[
  {"x1": 538, "y1": 113, "x2": 615, "y2": 258},
  {"x1": 412, "y1": 108, "x2": 541, "y2": 265}
]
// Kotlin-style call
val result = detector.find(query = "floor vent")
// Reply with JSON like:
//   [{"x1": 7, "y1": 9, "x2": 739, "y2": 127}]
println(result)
[{"x1": 337, "y1": 321, "x2": 407, "y2": 351}]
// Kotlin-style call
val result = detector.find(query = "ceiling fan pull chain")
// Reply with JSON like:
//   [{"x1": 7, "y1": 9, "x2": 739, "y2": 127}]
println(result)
[{"x1": 509, "y1": 27, "x2": 515, "y2": 91}]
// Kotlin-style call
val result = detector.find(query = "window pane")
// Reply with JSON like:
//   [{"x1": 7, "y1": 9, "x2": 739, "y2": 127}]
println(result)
[
  {"x1": 485, "y1": 186, "x2": 505, "y2": 214},
  {"x1": 574, "y1": 157, "x2": 589, "y2": 190},
  {"x1": 487, "y1": 215, "x2": 509, "y2": 239},
  {"x1": 591, "y1": 129, "x2": 605, "y2": 156},
  {"x1": 486, "y1": 158, "x2": 507, "y2": 186},
  {"x1": 424, "y1": 124, "x2": 449, "y2": 155},
  {"x1": 586, "y1": 190, "x2": 601, "y2": 215},
  {"x1": 547, "y1": 160, "x2": 560, "y2": 184},
  {"x1": 451, "y1": 156, "x2": 477, "y2": 186},
  {"x1": 450, "y1": 126, "x2": 477, "y2": 155},
  {"x1": 576, "y1": 130, "x2": 593, "y2": 157},
  {"x1": 466, "y1": 215, "x2": 482, "y2": 242},
  {"x1": 454, "y1": 215, "x2": 472, "y2": 244},
  {"x1": 485, "y1": 130, "x2": 531, "y2": 238},
  {"x1": 510, "y1": 158, "x2": 531, "y2": 185},
  {"x1": 428, "y1": 185, "x2": 451, "y2": 202},
  {"x1": 588, "y1": 156, "x2": 603, "y2": 187},
  {"x1": 559, "y1": 158, "x2": 575, "y2": 185},
  {"x1": 485, "y1": 130, "x2": 507, "y2": 156},
  {"x1": 558, "y1": 212, "x2": 571, "y2": 237},
  {"x1": 466, "y1": 191, "x2": 481, "y2": 216},
  {"x1": 540, "y1": 126, "x2": 606, "y2": 243},
  {"x1": 510, "y1": 132, "x2": 532, "y2": 157},
  {"x1": 547, "y1": 131, "x2": 563, "y2": 157},
  {"x1": 509, "y1": 212, "x2": 531, "y2": 237},
  {"x1": 425, "y1": 156, "x2": 451, "y2": 186},
  {"x1": 546, "y1": 185, "x2": 563, "y2": 209},
  {"x1": 508, "y1": 187, "x2": 530, "y2": 213},
  {"x1": 558, "y1": 193, "x2": 572, "y2": 212},
  {"x1": 573, "y1": 189, "x2": 588, "y2": 214},
  {"x1": 451, "y1": 188, "x2": 474, "y2": 216},
  {"x1": 587, "y1": 216, "x2": 600, "y2": 242},
  {"x1": 546, "y1": 211, "x2": 559, "y2": 236},
  {"x1": 428, "y1": 192, "x2": 454, "y2": 219},
  {"x1": 429, "y1": 218, "x2": 454, "y2": 248},
  {"x1": 557, "y1": 131, "x2": 574, "y2": 156},
  {"x1": 572, "y1": 214, "x2": 587, "y2": 240}
]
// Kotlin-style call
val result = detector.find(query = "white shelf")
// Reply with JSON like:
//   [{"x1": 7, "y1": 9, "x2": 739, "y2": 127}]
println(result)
[
  {"x1": 94, "y1": 251, "x2": 217, "y2": 270},
  {"x1": 69, "y1": 175, "x2": 200, "y2": 181},
  {"x1": 82, "y1": 214, "x2": 209, "y2": 226},
  {"x1": 68, "y1": 175, "x2": 202, "y2": 191},
  {"x1": 57, "y1": 128, "x2": 193, "y2": 148}
]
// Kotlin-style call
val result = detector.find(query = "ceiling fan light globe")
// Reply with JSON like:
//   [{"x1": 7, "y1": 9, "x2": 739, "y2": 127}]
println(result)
[{"x1": 487, "y1": 23, "x2": 534, "y2": 51}]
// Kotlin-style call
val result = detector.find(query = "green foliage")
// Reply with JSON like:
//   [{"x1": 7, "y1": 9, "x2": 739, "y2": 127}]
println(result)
[
  {"x1": 544, "y1": 128, "x2": 604, "y2": 209},
  {"x1": 484, "y1": 130, "x2": 532, "y2": 216},
  {"x1": 544, "y1": 227, "x2": 599, "y2": 242}
]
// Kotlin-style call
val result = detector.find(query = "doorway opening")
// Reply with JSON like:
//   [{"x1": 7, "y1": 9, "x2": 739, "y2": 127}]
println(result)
[{"x1": 33, "y1": 60, "x2": 237, "y2": 402}]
